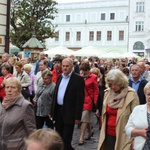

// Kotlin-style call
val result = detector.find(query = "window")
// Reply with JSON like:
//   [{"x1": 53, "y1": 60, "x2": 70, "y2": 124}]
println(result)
[
  {"x1": 76, "y1": 32, "x2": 81, "y2": 41},
  {"x1": 89, "y1": 31, "x2": 94, "y2": 41},
  {"x1": 65, "y1": 32, "x2": 70, "y2": 41},
  {"x1": 110, "y1": 13, "x2": 115, "y2": 20},
  {"x1": 135, "y1": 21, "x2": 144, "y2": 31},
  {"x1": 96, "y1": 31, "x2": 101, "y2": 41},
  {"x1": 107, "y1": 31, "x2": 112, "y2": 41},
  {"x1": 136, "y1": 2, "x2": 144, "y2": 12},
  {"x1": 55, "y1": 31, "x2": 59, "y2": 41},
  {"x1": 133, "y1": 41, "x2": 144, "y2": 50},
  {"x1": 66, "y1": 15, "x2": 70, "y2": 22},
  {"x1": 101, "y1": 13, "x2": 105, "y2": 20},
  {"x1": 119, "y1": 30, "x2": 124, "y2": 41}
]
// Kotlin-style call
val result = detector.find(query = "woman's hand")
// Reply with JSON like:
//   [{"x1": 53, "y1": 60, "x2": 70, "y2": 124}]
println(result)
[
  {"x1": 139, "y1": 128, "x2": 148, "y2": 139},
  {"x1": 131, "y1": 127, "x2": 148, "y2": 139},
  {"x1": 95, "y1": 109, "x2": 100, "y2": 117},
  {"x1": 33, "y1": 99, "x2": 37, "y2": 106}
]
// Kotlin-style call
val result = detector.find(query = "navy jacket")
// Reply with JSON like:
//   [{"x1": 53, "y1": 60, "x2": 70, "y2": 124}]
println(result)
[{"x1": 129, "y1": 78, "x2": 148, "y2": 104}]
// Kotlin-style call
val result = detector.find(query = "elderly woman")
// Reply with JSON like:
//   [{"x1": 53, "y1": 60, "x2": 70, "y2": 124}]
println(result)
[
  {"x1": 0, "y1": 77, "x2": 36, "y2": 150},
  {"x1": 26, "y1": 128, "x2": 64, "y2": 150},
  {"x1": 24, "y1": 64, "x2": 35, "y2": 104},
  {"x1": 33, "y1": 70, "x2": 55, "y2": 129},
  {"x1": 98, "y1": 69, "x2": 139, "y2": 150},
  {"x1": 79, "y1": 61, "x2": 99, "y2": 145},
  {"x1": 0, "y1": 63, "x2": 14, "y2": 102},
  {"x1": 125, "y1": 81, "x2": 150, "y2": 150},
  {"x1": 14, "y1": 61, "x2": 31, "y2": 99},
  {"x1": 34, "y1": 59, "x2": 49, "y2": 93}
]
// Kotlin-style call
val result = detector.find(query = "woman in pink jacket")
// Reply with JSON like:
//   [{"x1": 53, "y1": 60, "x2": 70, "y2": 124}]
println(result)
[{"x1": 78, "y1": 61, "x2": 99, "y2": 145}]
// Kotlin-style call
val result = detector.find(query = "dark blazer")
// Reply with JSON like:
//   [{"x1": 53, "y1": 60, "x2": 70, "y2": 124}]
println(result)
[
  {"x1": 52, "y1": 72, "x2": 85, "y2": 124},
  {"x1": 129, "y1": 78, "x2": 148, "y2": 104}
]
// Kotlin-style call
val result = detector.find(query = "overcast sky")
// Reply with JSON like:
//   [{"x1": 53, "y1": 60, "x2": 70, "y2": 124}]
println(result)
[{"x1": 56, "y1": 0, "x2": 97, "y2": 3}]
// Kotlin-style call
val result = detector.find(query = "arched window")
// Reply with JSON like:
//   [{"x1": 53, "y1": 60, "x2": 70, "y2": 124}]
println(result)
[{"x1": 133, "y1": 41, "x2": 144, "y2": 50}]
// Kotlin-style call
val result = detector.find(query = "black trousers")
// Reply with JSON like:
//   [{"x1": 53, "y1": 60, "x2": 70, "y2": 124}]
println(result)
[
  {"x1": 36, "y1": 115, "x2": 53, "y2": 129},
  {"x1": 104, "y1": 134, "x2": 116, "y2": 150},
  {"x1": 55, "y1": 105, "x2": 75, "y2": 150}
]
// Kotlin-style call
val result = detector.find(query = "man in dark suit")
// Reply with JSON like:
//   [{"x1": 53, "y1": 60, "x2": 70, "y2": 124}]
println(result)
[
  {"x1": 51, "y1": 58, "x2": 85, "y2": 150},
  {"x1": 129, "y1": 64, "x2": 148, "y2": 104}
]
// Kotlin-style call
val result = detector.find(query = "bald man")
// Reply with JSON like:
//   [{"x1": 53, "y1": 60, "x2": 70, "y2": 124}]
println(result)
[{"x1": 138, "y1": 61, "x2": 150, "y2": 81}]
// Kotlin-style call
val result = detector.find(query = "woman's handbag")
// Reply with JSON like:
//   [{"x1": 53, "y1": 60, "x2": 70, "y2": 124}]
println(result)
[
  {"x1": 21, "y1": 87, "x2": 30, "y2": 99},
  {"x1": 19, "y1": 74, "x2": 30, "y2": 99}
]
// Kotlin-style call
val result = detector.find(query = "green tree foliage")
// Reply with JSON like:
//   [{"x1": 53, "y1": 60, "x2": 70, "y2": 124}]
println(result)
[{"x1": 10, "y1": 0, "x2": 58, "y2": 49}]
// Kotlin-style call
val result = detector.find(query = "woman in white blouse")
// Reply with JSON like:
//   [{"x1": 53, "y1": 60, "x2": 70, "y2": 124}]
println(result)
[{"x1": 125, "y1": 81, "x2": 150, "y2": 150}]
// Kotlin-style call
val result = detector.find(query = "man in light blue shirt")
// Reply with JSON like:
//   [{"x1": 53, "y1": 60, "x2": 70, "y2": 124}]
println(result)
[
  {"x1": 129, "y1": 64, "x2": 148, "y2": 104},
  {"x1": 51, "y1": 58, "x2": 85, "y2": 150}
]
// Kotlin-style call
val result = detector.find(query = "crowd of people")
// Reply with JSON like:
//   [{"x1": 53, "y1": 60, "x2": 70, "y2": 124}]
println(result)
[{"x1": 0, "y1": 51, "x2": 150, "y2": 150}]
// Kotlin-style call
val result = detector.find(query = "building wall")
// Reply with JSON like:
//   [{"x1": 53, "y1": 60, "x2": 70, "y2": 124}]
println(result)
[
  {"x1": 46, "y1": 0, "x2": 129, "y2": 54},
  {"x1": 129, "y1": 0, "x2": 150, "y2": 57},
  {"x1": 0, "y1": 1, "x2": 7, "y2": 54}
]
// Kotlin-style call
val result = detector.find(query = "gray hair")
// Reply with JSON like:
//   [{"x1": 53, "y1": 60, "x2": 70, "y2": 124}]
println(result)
[
  {"x1": 130, "y1": 64, "x2": 142, "y2": 72},
  {"x1": 42, "y1": 70, "x2": 52, "y2": 78},
  {"x1": 62, "y1": 58, "x2": 74, "y2": 67}
]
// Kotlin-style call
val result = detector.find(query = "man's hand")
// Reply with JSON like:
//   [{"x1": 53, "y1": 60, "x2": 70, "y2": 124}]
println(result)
[{"x1": 75, "y1": 120, "x2": 81, "y2": 124}]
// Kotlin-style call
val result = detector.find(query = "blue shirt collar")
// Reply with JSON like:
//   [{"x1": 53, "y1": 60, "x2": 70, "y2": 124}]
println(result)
[
  {"x1": 131, "y1": 75, "x2": 143, "y2": 83},
  {"x1": 62, "y1": 71, "x2": 73, "y2": 79}
]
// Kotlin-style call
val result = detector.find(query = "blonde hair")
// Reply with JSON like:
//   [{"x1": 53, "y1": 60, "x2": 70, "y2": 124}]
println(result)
[
  {"x1": 106, "y1": 69, "x2": 128, "y2": 88},
  {"x1": 24, "y1": 64, "x2": 32, "y2": 71},
  {"x1": 26, "y1": 128, "x2": 64, "y2": 150},
  {"x1": 8, "y1": 57, "x2": 17, "y2": 66},
  {"x1": 4, "y1": 77, "x2": 22, "y2": 92},
  {"x1": 90, "y1": 68, "x2": 102, "y2": 78},
  {"x1": 144, "y1": 81, "x2": 150, "y2": 94}
]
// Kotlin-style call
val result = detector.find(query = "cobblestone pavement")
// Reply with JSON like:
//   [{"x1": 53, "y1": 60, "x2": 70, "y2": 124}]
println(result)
[{"x1": 72, "y1": 113, "x2": 100, "y2": 150}]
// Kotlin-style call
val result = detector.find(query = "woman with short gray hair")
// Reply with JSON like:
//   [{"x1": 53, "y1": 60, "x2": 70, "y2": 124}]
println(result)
[{"x1": 33, "y1": 70, "x2": 55, "y2": 129}]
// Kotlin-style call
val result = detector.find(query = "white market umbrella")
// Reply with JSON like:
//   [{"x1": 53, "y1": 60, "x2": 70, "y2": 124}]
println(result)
[
  {"x1": 100, "y1": 52, "x2": 120, "y2": 59},
  {"x1": 74, "y1": 46, "x2": 104, "y2": 57},
  {"x1": 45, "y1": 46, "x2": 74, "y2": 56},
  {"x1": 119, "y1": 52, "x2": 140, "y2": 58},
  {"x1": 10, "y1": 43, "x2": 20, "y2": 50}
]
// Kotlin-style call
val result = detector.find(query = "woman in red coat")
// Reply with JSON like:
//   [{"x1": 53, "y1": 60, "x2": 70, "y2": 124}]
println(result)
[
  {"x1": 0, "y1": 63, "x2": 13, "y2": 102},
  {"x1": 78, "y1": 61, "x2": 99, "y2": 145}
]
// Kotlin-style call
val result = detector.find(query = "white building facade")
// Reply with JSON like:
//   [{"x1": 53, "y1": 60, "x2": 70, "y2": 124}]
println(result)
[
  {"x1": 0, "y1": 1, "x2": 7, "y2": 53},
  {"x1": 129, "y1": 0, "x2": 150, "y2": 57},
  {"x1": 46, "y1": 0, "x2": 129, "y2": 54}
]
